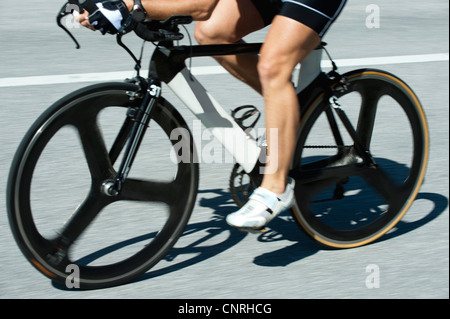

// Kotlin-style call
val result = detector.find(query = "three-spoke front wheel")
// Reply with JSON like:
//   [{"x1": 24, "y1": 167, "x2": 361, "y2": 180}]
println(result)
[{"x1": 7, "y1": 82, "x2": 199, "y2": 289}]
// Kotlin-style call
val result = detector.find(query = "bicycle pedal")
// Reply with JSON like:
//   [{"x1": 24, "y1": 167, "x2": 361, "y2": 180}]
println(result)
[{"x1": 233, "y1": 226, "x2": 267, "y2": 234}]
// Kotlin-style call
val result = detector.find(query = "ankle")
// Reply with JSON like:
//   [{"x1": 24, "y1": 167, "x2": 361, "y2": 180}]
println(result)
[{"x1": 261, "y1": 180, "x2": 287, "y2": 195}]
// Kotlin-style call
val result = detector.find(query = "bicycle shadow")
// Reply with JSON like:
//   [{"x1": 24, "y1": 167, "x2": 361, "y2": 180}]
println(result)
[
  {"x1": 250, "y1": 157, "x2": 447, "y2": 267},
  {"x1": 52, "y1": 187, "x2": 248, "y2": 290},
  {"x1": 52, "y1": 161, "x2": 448, "y2": 289},
  {"x1": 252, "y1": 157, "x2": 448, "y2": 267},
  {"x1": 252, "y1": 191, "x2": 448, "y2": 267},
  {"x1": 132, "y1": 188, "x2": 249, "y2": 283}
]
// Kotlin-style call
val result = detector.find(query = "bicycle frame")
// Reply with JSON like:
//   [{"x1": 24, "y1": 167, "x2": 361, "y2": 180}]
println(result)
[
  {"x1": 104, "y1": 38, "x2": 325, "y2": 196},
  {"x1": 149, "y1": 42, "x2": 324, "y2": 173}
]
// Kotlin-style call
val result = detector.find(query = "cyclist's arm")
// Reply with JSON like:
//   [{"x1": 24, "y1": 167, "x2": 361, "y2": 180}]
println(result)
[
  {"x1": 78, "y1": 0, "x2": 219, "y2": 29},
  {"x1": 125, "y1": 0, "x2": 220, "y2": 21}
]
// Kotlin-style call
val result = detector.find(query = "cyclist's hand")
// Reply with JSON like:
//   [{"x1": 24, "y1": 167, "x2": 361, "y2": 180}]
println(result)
[
  {"x1": 86, "y1": 0, "x2": 131, "y2": 35},
  {"x1": 76, "y1": 11, "x2": 96, "y2": 31}
]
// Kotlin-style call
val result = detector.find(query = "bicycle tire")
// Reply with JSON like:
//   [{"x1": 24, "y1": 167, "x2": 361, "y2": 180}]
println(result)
[
  {"x1": 291, "y1": 69, "x2": 429, "y2": 248},
  {"x1": 7, "y1": 82, "x2": 199, "y2": 289}
]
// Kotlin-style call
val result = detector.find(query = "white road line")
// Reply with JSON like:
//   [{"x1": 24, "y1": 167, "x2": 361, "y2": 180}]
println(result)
[{"x1": 0, "y1": 53, "x2": 448, "y2": 88}]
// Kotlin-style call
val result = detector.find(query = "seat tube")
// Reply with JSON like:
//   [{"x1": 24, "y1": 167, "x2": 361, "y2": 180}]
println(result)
[{"x1": 296, "y1": 48, "x2": 323, "y2": 94}]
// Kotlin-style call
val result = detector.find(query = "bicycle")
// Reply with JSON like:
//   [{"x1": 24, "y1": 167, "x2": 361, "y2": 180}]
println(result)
[{"x1": 6, "y1": 1, "x2": 429, "y2": 289}]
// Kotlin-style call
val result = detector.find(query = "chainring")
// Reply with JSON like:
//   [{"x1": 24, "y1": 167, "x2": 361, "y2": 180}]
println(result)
[{"x1": 229, "y1": 163, "x2": 262, "y2": 207}]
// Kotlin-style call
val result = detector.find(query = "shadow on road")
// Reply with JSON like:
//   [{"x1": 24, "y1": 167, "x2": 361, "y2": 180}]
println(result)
[
  {"x1": 252, "y1": 192, "x2": 448, "y2": 267},
  {"x1": 52, "y1": 187, "x2": 447, "y2": 290}
]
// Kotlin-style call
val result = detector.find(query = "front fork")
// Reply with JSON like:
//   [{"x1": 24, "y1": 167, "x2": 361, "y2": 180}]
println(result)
[{"x1": 102, "y1": 79, "x2": 162, "y2": 196}]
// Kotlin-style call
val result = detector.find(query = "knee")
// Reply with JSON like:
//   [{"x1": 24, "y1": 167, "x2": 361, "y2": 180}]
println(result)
[
  {"x1": 194, "y1": 21, "x2": 240, "y2": 45},
  {"x1": 194, "y1": 22, "x2": 213, "y2": 44},
  {"x1": 257, "y1": 55, "x2": 287, "y2": 88}
]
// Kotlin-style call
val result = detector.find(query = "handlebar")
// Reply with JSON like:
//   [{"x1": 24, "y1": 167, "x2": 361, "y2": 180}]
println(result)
[
  {"x1": 65, "y1": 0, "x2": 191, "y2": 42},
  {"x1": 134, "y1": 16, "x2": 192, "y2": 42}
]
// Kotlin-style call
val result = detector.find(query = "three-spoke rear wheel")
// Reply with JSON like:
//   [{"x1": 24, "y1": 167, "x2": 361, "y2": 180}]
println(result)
[{"x1": 291, "y1": 70, "x2": 429, "y2": 248}]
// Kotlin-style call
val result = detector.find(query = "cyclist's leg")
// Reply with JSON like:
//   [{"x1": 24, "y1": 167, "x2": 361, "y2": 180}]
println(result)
[
  {"x1": 259, "y1": 0, "x2": 347, "y2": 193},
  {"x1": 227, "y1": 1, "x2": 348, "y2": 231},
  {"x1": 226, "y1": 17, "x2": 320, "y2": 230},
  {"x1": 258, "y1": 16, "x2": 321, "y2": 194},
  {"x1": 194, "y1": 0, "x2": 265, "y2": 93}
]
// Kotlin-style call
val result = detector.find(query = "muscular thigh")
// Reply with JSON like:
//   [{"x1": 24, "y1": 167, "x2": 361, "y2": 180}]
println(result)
[
  {"x1": 195, "y1": 0, "x2": 265, "y2": 43},
  {"x1": 259, "y1": 15, "x2": 321, "y2": 79},
  {"x1": 258, "y1": 0, "x2": 347, "y2": 77}
]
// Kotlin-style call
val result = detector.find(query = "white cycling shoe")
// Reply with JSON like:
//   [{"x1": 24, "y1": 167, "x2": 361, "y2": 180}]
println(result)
[{"x1": 226, "y1": 178, "x2": 295, "y2": 233}]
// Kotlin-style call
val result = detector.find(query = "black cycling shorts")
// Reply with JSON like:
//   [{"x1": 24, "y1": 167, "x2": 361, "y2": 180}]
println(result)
[{"x1": 251, "y1": 0, "x2": 347, "y2": 37}]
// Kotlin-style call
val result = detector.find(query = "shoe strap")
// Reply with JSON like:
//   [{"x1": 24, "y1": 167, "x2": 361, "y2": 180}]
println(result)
[{"x1": 248, "y1": 187, "x2": 281, "y2": 212}]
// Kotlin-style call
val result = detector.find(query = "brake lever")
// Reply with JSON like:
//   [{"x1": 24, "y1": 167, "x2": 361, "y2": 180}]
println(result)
[
  {"x1": 57, "y1": 2, "x2": 82, "y2": 49},
  {"x1": 116, "y1": 31, "x2": 142, "y2": 73}
]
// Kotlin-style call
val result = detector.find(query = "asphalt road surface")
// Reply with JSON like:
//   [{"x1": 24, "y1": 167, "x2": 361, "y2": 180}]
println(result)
[{"x1": 0, "y1": 0, "x2": 448, "y2": 300}]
